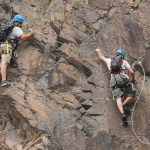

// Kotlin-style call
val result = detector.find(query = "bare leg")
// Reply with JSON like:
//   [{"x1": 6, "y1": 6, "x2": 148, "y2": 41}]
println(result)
[
  {"x1": 122, "y1": 96, "x2": 135, "y2": 106},
  {"x1": 116, "y1": 97, "x2": 124, "y2": 114},
  {"x1": 116, "y1": 97, "x2": 128, "y2": 126},
  {"x1": 1, "y1": 63, "x2": 7, "y2": 81}
]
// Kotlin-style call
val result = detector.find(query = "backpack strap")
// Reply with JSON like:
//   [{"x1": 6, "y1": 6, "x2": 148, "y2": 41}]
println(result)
[
  {"x1": 7, "y1": 25, "x2": 19, "y2": 50},
  {"x1": 112, "y1": 74, "x2": 119, "y2": 87}
]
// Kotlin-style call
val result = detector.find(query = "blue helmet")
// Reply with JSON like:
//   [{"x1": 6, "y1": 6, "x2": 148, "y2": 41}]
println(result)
[
  {"x1": 13, "y1": 15, "x2": 25, "y2": 23},
  {"x1": 116, "y1": 49, "x2": 125, "y2": 57}
]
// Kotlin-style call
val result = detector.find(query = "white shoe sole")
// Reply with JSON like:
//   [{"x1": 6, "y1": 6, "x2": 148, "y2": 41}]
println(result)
[{"x1": 1, "y1": 83, "x2": 12, "y2": 87}]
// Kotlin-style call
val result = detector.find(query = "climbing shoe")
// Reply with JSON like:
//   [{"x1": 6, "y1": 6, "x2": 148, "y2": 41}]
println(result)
[
  {"x1": 123, "y1": 106, "x2": 131, "y2": 116},
  {"x1": 1, "y1": 80, "x2": 12, "y2": 87},
  {"x1": 122, "y1": 114, "x2": 128, "y2": 127}
]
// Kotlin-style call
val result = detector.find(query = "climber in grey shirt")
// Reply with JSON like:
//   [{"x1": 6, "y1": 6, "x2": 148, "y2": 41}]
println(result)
[{"x1": 1, "y1": 15, "x2": 33, "y2": 87}]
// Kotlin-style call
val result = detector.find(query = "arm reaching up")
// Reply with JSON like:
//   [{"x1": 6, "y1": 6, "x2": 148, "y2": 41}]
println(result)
[{"x1": 96, "y1": 48, "x2": 107, "y2": 62}]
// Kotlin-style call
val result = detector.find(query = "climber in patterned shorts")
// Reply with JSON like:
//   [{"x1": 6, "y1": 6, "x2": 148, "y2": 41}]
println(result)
[{"x1": 96, "y1": 48, "x2": 136, "y2": 127}]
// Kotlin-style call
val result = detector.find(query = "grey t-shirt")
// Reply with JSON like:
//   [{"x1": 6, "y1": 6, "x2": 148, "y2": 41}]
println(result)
[{"x1": 8, "y1": 26, "x2": 23, "y2": 40}]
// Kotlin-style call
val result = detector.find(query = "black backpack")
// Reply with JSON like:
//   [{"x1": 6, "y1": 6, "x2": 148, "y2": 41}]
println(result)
[
  {"x1": 110, "y1": 57, "x2": 123, "y2": 74},
  {"x1": 0, "y1": 20, "x2": 14, "y2": 43},
  {"x1": 110, "y1": 57, "x2": 130, "y2": 87}
]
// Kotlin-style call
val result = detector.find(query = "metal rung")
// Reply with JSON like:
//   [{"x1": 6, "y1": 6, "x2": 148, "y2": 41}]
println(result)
[{"x1": 120, "y1": 121, "x2": 135, "y2": 125}]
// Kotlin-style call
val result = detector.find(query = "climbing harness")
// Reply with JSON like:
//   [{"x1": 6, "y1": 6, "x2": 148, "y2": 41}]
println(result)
[
  {"x1": 1, "y1": 41, "x2": 12, "y2": 55},
  {"x1": 131, "y1": 61, "x2": 150, "y2": 145}
]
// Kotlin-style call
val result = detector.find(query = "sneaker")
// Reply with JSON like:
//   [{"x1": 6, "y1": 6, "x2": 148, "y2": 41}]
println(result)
[
  {"x1": 122, "y1": 114, "x2": 128, "y2": 127},
  {"x1": 123, "y1": 106, "x2": 131, "y2": 116},
  {"x1": 1, "y1": 80, "x2": 12, "y2": 87}
]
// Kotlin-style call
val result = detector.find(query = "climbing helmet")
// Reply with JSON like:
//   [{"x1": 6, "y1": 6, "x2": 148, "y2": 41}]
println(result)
[
  {"x1": 13, "y1": 15, "x2": 25, "y2": 23},
  {"x1": 116, "y1": 49, "x2": 125, "y2": 57}
]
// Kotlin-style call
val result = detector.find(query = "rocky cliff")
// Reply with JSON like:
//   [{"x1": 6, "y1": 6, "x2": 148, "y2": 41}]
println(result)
[{"x1": 0, "y1": 0, "x2": 150, "y2": 150}]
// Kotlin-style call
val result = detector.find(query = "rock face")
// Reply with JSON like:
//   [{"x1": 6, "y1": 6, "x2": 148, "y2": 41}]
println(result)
[{"x1": 0, "y1": 0, "x2": 150, "y2": 150}]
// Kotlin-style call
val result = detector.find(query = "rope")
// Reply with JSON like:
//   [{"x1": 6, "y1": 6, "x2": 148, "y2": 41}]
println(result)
[{"x1": 131, "y1": 61, "x2": 150, "y2": 145}]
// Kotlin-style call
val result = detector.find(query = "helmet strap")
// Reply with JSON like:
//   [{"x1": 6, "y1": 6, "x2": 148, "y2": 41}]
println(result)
[
  {"x1": 13, "y1": 22, "x2": 23, "y2": 27},
  {"x1": 117, "y1": 55, "x2": 124, "y2": 60}
]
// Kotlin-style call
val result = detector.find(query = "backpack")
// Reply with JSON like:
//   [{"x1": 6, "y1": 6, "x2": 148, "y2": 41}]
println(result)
[
  {"x1": 110, "y1": 57, "x2": 130, "y2": 88},
  {"x1": 110, "y1": 57, "x2": 123, "y2": 74},
  {"x1": 0, "y1": 20, "x2": 14, "y2": 43},
  {"x1": 110, "y1": 73, "x2": 130, "y2": 88}
]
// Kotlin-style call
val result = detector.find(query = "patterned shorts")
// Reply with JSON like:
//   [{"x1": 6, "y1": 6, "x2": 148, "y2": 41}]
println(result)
[{"x1": 111, "y1": 83, "x2": 136, "y2": 101}]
